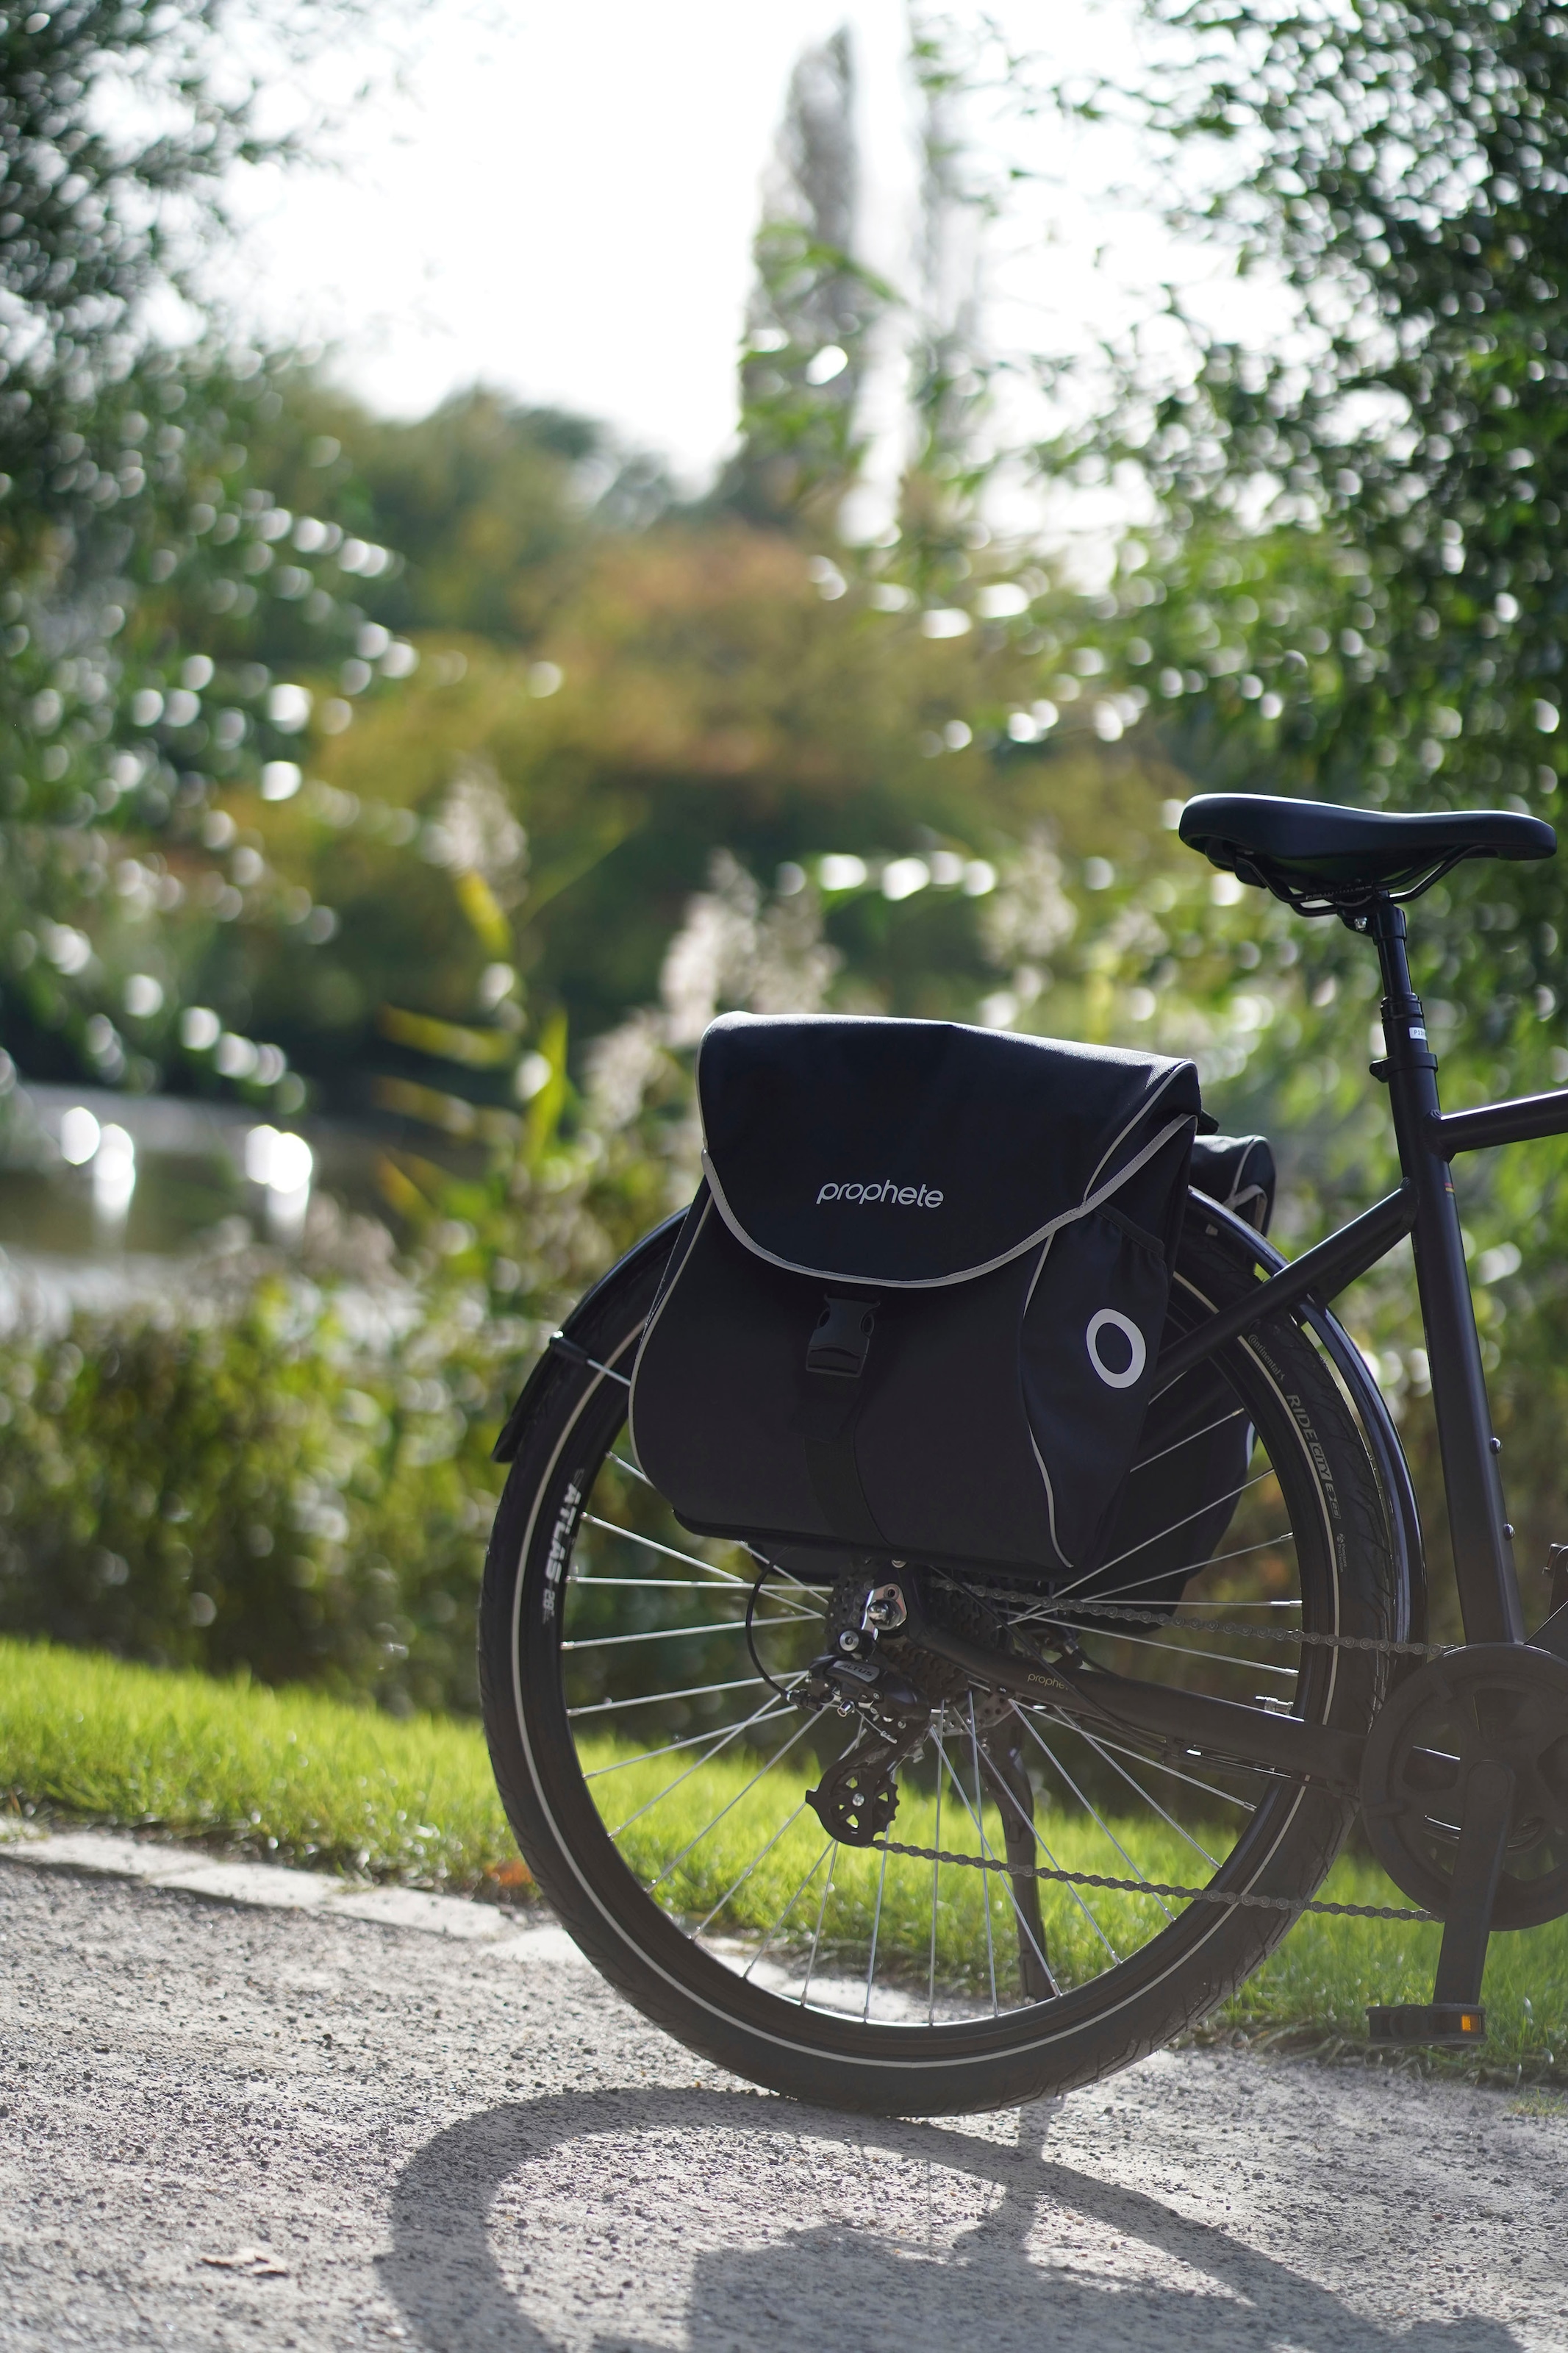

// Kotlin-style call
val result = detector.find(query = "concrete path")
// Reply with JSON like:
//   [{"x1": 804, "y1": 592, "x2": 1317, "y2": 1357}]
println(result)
[{"x1": 1, "y1": 1831, "x2": 1565, "y2": 2351}]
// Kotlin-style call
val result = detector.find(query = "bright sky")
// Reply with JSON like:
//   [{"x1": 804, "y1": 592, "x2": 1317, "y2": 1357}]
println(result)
[{"x1": 220, "y1": 0, "x2": 1287, "y2": 505}]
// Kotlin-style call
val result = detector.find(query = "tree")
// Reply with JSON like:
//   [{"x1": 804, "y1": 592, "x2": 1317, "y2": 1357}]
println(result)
[
  {"x1": 0, "y1": 346, "x2": 432, "y2": 1101},
  {"x1": 1067, "y1": 1, "x2": 1568, "y2": 885},
  {"x1": 721, "y1": 28, "x2": 892, "y2": 528},
  {"x1": 0, "y1": 1, "x2": 445, "y2": 1104},
  {"x1": 240, "y1": 379, "x2": 670, "y2": 643},
  {"x1": 0, "y1": 0, "x2": 372, "y2": 522},
  {"x1": 1010, "y1": 0, "x2": 1568, "y2": 1610}
]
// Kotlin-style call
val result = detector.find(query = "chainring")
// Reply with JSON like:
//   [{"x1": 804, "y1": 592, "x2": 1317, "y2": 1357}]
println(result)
[{"x1": 1359, "y1": 1642, "x2": 1568, "y2": 1928}]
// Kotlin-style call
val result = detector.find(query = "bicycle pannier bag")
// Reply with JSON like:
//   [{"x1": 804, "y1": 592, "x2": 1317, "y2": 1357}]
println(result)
[
  {"x1": 1190, "y1": 1132, "x2": 1275, "y2": 1234},
  {"x1": 1073, "y1": 1130, "x2": 1278, "y2": 1618},
  {"x1": 629, "y1": 1014, "x2": 1200, "y2": 1580}
]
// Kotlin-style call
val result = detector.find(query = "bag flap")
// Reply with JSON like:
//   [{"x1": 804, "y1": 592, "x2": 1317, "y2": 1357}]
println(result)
[{"x1": 698, "y1": 1013, "x2": 1200, "y2": 1286}]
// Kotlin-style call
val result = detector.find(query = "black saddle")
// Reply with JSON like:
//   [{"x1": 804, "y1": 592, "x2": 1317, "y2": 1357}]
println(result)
[{"x1": 1180, "y1": 793, "x2": 1556, "y2": 911}]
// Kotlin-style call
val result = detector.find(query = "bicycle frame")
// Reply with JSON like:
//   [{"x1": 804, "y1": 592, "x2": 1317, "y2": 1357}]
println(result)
[
  {"x1": 1028, "y1": 893, "x2": 1568, "y2": 1793},
  {"x1": 1171, "y1": 897, "x2": 1555, "y2": 1649}
]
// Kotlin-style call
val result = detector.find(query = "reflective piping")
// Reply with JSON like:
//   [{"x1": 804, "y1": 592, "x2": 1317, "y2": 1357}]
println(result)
[
  {"x1": 701, "y1": 1115, "x2": 1194, "y2": 1291},
  {"x1": 1082, "y1": 1060, "x2": 1193, "y2": 1200},
  {"x1": 1021, "y1": 1234, "x2": 1070, "y2": 1564}
]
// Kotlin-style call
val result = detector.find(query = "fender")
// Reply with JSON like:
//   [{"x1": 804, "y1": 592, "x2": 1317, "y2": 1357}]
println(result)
[{"x1": 490, "y1": 1207, "x2": 688, "y2": 1463}]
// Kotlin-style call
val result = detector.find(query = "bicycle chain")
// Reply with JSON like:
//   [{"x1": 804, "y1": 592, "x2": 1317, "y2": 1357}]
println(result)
[
  {"x1": 870, "y1": 1836, "x2": 1437, "y2": 1922},
  {"x1": 870, "y1": 1599, "x2": 1447, "y2": 1920},
  {"x1": 1035, "y1": 1606, "x2": 1454, "y2": 1659}
]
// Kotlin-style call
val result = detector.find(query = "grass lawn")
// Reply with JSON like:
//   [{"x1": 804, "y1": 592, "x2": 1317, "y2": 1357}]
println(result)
[{"x1": 3, "y1": 1635, "x2": 1564, "y2": 2083}]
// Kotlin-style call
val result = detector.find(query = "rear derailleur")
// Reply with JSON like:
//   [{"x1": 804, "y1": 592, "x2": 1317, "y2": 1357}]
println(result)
[
  {"x1": 798, "y1": 1578, "x2": 928, "y2": 1845},
  {"x1": 795, "y1": 1567, "x2": 1059, "y2": 2002}
]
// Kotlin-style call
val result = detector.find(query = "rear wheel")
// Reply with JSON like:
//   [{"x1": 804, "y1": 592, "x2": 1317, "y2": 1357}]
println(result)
[{"x1": 479, "y1": 1204, "x2": 1404, "y2": 2114}]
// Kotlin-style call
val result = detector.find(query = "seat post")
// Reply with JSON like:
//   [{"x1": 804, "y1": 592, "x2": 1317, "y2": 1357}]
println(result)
[{"x1": 1367, "y1": 900, "x2": 1523, "y2": 1645}]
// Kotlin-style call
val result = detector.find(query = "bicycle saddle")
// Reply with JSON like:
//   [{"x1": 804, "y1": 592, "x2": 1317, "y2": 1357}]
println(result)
[{"x1": 1180, "y1": 792, "x2": 1556, "y2": 908}]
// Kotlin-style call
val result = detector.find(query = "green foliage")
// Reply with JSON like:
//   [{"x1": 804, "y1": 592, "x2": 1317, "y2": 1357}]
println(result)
[
  {"x1": 0, "y1": 346, "x2": 431, "y2": 1104},
  {"x1": 240, "y1": 379, "x2": 670, "y2": 641},
  {"x1": 0, "y1": 0, "x2": 347, "y2": 475},
  {"x1": 260, "y1": 515, "x2": 1178, "y2": 1082},
  {"x1": 1070, "y1": 0, "x2": 1568, "y2": 882},
  {"x1": 0, "y1": 1275, "x2": 520, "y2": 1715},
  {"x1": 0, "y1": 0, "x2": 429, "y2": 1110}
]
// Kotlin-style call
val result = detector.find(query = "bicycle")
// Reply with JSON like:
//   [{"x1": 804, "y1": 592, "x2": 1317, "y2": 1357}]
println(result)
[{"x1": 478, "y1": 790, "x2": 1568, "y2": 2115}]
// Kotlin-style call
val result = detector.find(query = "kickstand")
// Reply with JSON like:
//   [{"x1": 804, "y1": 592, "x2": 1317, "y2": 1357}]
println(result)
[
  {"x1": 1367, "y1": 1757, "x2": 1514, "y2": 2048},
  {"x1": 976, "y1": 1734, "x2": 1059, "y2": 2003}
]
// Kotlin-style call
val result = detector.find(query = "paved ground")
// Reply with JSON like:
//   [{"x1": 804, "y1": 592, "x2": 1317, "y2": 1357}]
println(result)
[{"x1": 2, "y1": 1835, "x2": 1567, "y2": 2352}]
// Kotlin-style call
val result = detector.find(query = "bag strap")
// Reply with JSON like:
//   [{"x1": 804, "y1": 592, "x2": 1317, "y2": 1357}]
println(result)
[{"x1": 799, "y1": 1295, "x2": 887, "y2": 1546}]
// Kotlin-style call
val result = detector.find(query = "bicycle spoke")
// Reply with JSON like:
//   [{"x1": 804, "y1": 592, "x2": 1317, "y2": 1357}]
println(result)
[
  {"x1": 799, "y1": 1844, "x2": 838, "y2": 2008},
  {"x1": 694, "y1": 1802, "x2": 811, "y2": 1938},
  {"x1": 650, "y1": 1713, "x2": 817, "y2": 1889},
  {"x1": 606, "y1": 1693, "x2": 798, "y2": 1839},
  {"x1": 742, "y1": 1839, "x2": 835, "y2": 1982},
  {"x1": 1071, "y1": 1722, "x2": 1223, "y2": 1869},
  {"x1": 1162, "y1": 1599, "x2": 1302, "y2": 1610},
  {"x1": 970, "y1": 1738, "x2": 1065, "y2": 1988},
  {"x1": 568, "y1": 1674, "x2": 770, "y2": 1718},
  {"x1": 1045, "y1": 1718, "x2": 1258, "y2": 1814},
  {"x1": 1010, "y1": 1706, "x2": 1174, "y2": 1923},
  {"x1": 581, "y1": 1704, "x2": 793, "y2": 1779},
  {"x1": 581, "y1": 1516, "x2": 755, "y2": 1583},
  {"x1": 578, "y1": 1516, "x2": 826, "y2": 1627},
  {"x1": 927, "y1": 1714, "x2": 1051, "y2": 2002},
  {"x1": 967, "y1": 1700, "x2": 999, "y2": 2016},
  {"x1": 1056, "y1": 1527, "x2": 1300, "y2": 1610},
  {"x1": 564, "y1": 1618, "x2": 759, "y2": 1652},
  {"x1": 928, "y1": 1708, "x2": 945, "y2": 2027},
  {"x1": 1053, "y1": 1467, "x2": 1276, "y2": 1596},
  {"x1": 1128, "y1": 1404, "x2": 1247, "y2": 1474},
  {"x1": 570, "y1": 1577, "x2": 821, "y2": 1609},
  {"x1": 967, "y1": 1721, "x2": 1119, "y2": 1963},
  {"x1": 1081, "y1": 1627, "x2": 1300, "y2": 1679}
]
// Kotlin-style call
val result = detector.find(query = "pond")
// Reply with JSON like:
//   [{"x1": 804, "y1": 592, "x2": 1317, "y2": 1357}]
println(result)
[{"x1": 0, "y1": 1079, "x2": 395, "y2": 1319}]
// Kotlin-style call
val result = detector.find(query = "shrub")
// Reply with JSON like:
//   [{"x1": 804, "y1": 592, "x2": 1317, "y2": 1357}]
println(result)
[{"x1": 0, "y1": 1276, "x2": 528, "y2": 1716}]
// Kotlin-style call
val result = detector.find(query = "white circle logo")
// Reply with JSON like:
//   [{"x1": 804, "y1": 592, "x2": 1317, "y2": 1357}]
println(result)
[{"x1": 1086, "y1": 1309, "x2": 1147, "y2": 1390}]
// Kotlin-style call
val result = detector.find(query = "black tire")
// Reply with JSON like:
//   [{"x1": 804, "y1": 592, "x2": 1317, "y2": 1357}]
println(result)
[{"x1": 479, "y1": 1204, "x2": 1405, "y2": 2115}]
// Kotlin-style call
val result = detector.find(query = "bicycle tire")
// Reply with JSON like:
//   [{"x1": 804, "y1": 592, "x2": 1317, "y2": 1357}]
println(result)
[{"x1": 479, "y1": 1202, "x2": 1405, "y2": 2114}]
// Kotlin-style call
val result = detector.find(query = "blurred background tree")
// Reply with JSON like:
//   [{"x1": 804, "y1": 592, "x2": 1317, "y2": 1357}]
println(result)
[{"x1": 1028, "y1": 0, "x2": 1568, "y2": 1608}]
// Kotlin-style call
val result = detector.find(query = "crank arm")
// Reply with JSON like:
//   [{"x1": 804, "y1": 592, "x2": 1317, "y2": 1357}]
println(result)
[{"x1": 898, "y1": 1588, "x2": 1364, "y2": 1794}]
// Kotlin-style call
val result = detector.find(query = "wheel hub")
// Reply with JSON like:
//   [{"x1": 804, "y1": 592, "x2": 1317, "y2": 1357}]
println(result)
[{"x1": 1359, "y1": 1642, "x2": 1568, "y2": 1927}]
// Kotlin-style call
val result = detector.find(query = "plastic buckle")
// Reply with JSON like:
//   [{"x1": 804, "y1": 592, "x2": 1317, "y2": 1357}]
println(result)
[{"x1": 806, "y1": 1295, "x2": 878, "y2": 1378}]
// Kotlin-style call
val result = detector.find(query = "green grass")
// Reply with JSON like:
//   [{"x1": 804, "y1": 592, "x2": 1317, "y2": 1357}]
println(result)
[
  {"x1": 3, "y1": 1636, "x2": 1566, "y2": 2082},
  {"x1": 0, "y1": 1636, "x2": 520, "y2": 1893}
]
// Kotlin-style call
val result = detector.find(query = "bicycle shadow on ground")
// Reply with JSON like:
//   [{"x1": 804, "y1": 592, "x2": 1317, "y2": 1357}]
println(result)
[{"x1": 378, "y1": 2087, "x2": 1517, "y2": 2353}]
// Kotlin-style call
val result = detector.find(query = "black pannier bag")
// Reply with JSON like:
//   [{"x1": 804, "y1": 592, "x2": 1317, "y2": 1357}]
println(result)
[
  {"x1": 629, "y1": 1014, "x2": 1201, "y2": 1582},
  {"x1": 1072, "y1": 1129, "x2": 1278, "y2": 1619},
  {"x1": 1190, "y1": 1132, "x2": 1275, "y2": 1234}
]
